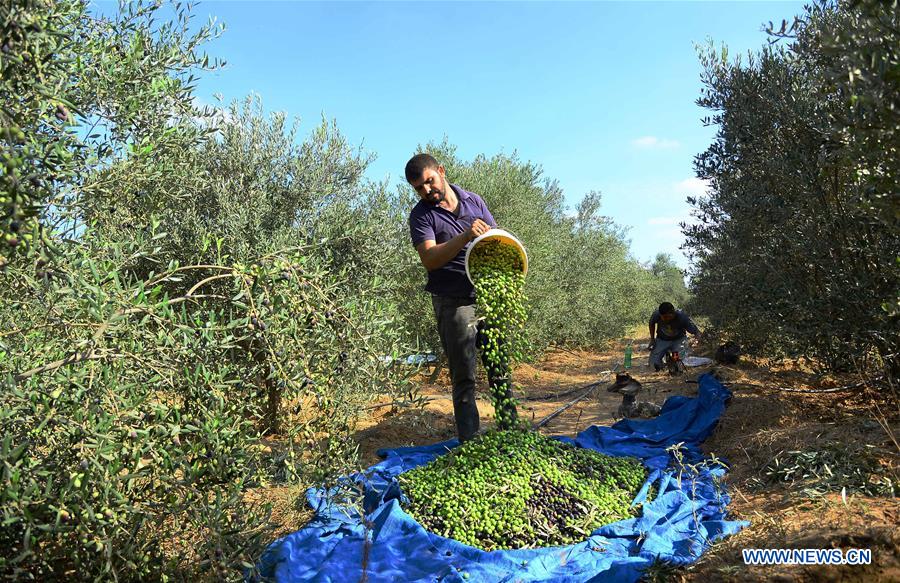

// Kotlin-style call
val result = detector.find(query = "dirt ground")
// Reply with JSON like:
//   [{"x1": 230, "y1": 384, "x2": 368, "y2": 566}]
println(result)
[{"x1": 350, "y1": 337, "x2": 899, "y2": 582}]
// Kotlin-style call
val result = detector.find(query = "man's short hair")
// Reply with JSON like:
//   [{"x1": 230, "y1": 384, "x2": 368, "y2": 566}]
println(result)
[
  {"x1": 405, "y1": 153, "x2": 439, "y2": 183},
  {"x1": 659, "y1": 302, "x2": 676, "y2": 315}
]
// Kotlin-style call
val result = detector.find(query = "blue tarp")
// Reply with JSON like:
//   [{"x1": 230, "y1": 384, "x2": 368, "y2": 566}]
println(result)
[{"x1": 258, "y1": 373, "x2": 749, "y2": 582}]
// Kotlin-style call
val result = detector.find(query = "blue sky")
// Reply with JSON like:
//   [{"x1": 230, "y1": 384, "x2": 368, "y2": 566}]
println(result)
[{"x1": 99, "y1": 1, "x2": 807, "y2": 270}]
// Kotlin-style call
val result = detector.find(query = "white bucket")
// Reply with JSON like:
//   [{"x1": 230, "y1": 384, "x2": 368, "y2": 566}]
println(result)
[{"x1": 464, "y1": 228, "x2": 528, "y2": 284}]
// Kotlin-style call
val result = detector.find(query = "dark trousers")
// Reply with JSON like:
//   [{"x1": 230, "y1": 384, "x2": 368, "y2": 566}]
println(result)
[{"x1": 431, "y1": 295, "x2": 480, "y2": 442}]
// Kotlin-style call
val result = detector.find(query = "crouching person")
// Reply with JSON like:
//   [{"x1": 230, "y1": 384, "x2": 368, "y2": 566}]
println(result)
[{"x1": 647, "y1": 302, "x2": 702, "y2": 371}]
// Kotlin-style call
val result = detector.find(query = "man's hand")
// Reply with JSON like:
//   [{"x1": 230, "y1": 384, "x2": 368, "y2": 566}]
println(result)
[
  {"x1": 647, "y1": 340, "x2": 656, "y2": 351},
  {"x1": 467, "y1": 219, "x2": 491, "y2": 241}
]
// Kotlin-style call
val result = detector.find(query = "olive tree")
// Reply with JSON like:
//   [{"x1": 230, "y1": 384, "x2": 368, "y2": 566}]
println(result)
[
  {"x1": 1, "y1": 3, "x2": 413, "y2": 580},
  {"x1": 686, "y1": 0, "x2": 899, "y2": 375}
]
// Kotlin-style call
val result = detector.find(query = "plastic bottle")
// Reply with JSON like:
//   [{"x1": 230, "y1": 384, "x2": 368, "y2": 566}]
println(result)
[{"x1": 624, "y1": 342, "x2": 633, "y2": 369}]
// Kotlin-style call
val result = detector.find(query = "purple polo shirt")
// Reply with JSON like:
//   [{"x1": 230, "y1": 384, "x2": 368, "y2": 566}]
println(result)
[{"x1": 409, "y1": 183, "x2": 497, "y2": 298}]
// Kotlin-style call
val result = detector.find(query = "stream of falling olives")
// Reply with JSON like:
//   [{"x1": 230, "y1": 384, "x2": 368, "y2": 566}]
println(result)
[
  {"x1": 400, "y1": 240, "x2": 652, "y2": 551},
  {"x1": 471, "y1": 239, "x2": 527, "y2": 430}
]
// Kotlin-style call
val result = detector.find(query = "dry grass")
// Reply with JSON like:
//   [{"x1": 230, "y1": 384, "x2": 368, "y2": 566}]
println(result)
[
  {"x1": 245, "y1": 484, "x2": 314, "y2": 541},
  {"x1": 683, "y1": 355, "x2": 900, "y2": 582}
]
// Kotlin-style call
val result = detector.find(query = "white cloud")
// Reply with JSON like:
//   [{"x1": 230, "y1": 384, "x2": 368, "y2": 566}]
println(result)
[
  {"x1": 192, "y1": 95, "x2": 235, "y2": 128},
  {"x1": 659, "y1": 227, "x2": 685, "y2": 241},
  {"x1": 631, "y1": 136, "x2": 680, "y2": 149},
  {"x1": 647, "y1": 216, "x2": 682, "y2": 226},
  {"x1": 675, "y1": 177, "x2": 711, "y2": 197}
]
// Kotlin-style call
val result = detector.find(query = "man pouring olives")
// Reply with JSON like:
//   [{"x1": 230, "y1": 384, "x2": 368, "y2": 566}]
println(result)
[{"x1": 406, "y1": 153, "x2": 516, "y2": 442}]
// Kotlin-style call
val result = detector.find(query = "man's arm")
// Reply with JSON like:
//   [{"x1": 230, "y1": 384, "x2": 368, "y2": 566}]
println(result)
[
  {"x1": 683, "y1": 314, "x2": 701, "y2": 337},
  {"x1": 415, "y1": 219, "x2": 490, "y2": 271},
  {"x1": 648, "y1": 311, "x2": 659, "y2": 349}
]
